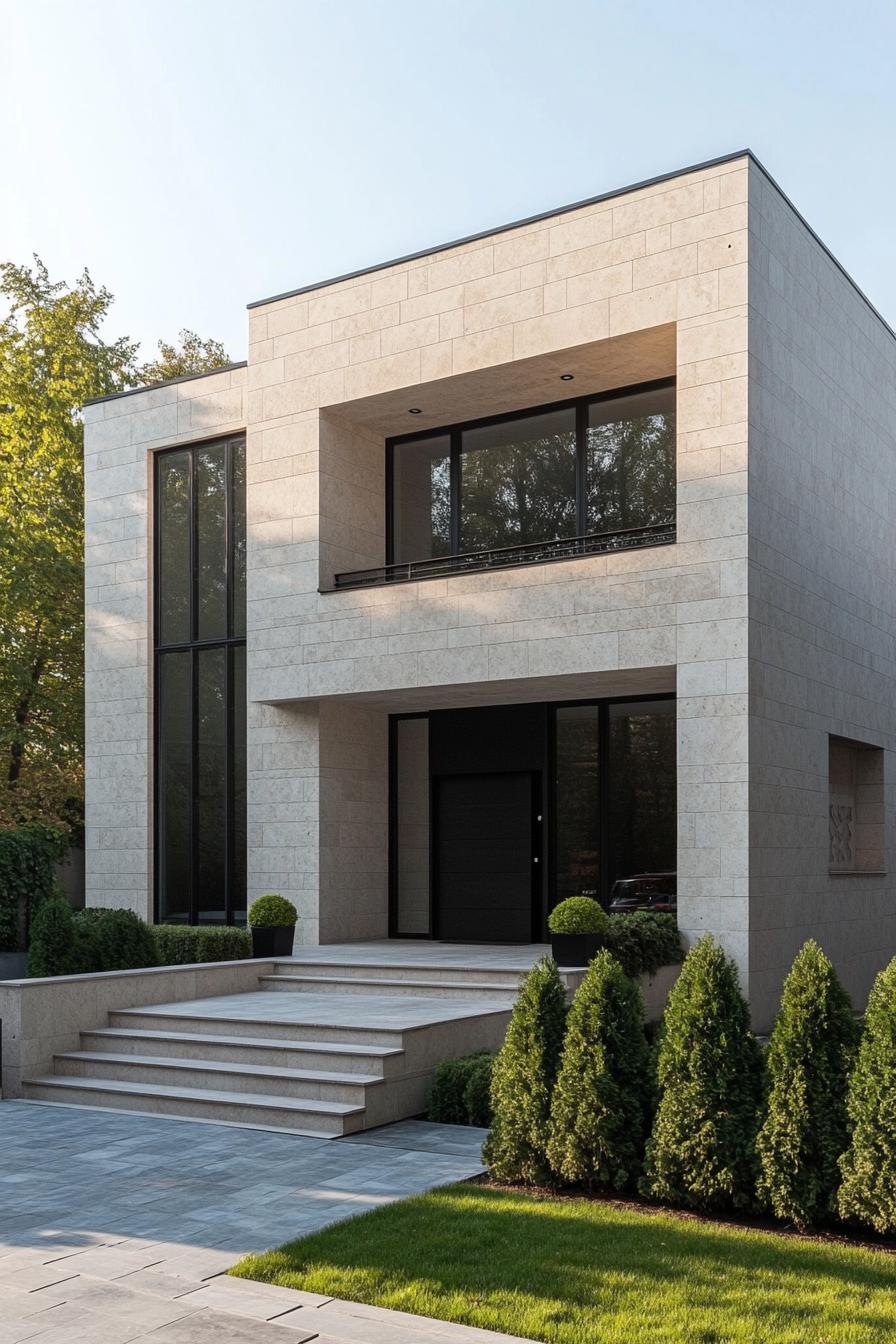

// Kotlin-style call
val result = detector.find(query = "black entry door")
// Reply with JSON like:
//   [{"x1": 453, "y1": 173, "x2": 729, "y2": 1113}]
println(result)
[{"x1": 435, "y1": 772, "x2": 535, "y2": 942}]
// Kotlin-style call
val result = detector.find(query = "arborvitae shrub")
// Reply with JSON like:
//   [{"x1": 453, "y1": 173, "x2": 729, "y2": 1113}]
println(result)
[
  {"x1": 27, "y1": 898, "x2": 76, "y2": 977},
  {"x1": 483, "y1": 957, "x2": 567, "y2": 1185},
  {"x1": 547, "y1": 950, "x2": 653, "y2": 1191},
  {"x1": 755, "y1": 940, "x2": 858, "y2": 1229},
  {"x1": 837, "y1": 957, "x2": 896, "y2": 1234},
  {"x1": 463, "y1": 1054, "x2": 494, "y2": 1128},
  {"x1": 641, "y1": 935, "x2": 763, "y2": 1211}
]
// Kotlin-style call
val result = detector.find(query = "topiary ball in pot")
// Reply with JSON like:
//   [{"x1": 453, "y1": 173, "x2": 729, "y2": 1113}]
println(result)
[
  {"x1": 247, "y1": 893, "x2": 297, "y2": 958},
  {"x1": 547, "y1": 897, "x2": 610, "y2": 967}
]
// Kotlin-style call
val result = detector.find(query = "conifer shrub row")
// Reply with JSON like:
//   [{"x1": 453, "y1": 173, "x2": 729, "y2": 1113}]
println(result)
[{"x1": 484, "y1": 935, "x2": 896, "y2": 1237}]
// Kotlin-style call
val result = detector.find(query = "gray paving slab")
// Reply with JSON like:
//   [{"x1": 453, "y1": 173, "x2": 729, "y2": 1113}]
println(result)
[{"x1": 0, "y1": 1102, "x2": 525, "y2": 1343}]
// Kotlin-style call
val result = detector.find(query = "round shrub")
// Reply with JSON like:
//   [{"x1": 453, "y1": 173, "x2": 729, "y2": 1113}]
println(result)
[
  {"x1": 838, "y1": 957, "x2": 896, "y2": 1234},
  {"x1": 483, "y1": 956, "x2": 567, "y2": 1185},
  {"x1": 548, "y1": 897, "x2": 610, "y2": 936},
  {"x1": 248, "y1": 894, "x2": 297, "y2": 928},
  {"x1": 547, "y1": 950, "x2": 653, "y2": 1191},
  {"x1": 756, "y1": 940, "x2": 858, "y2": 1229},
  {"x1": 27, "y1": 897, "x2": 77, "y2": 977},
  {"x1": 463, "y1": 1054, "x2": 494, "y2": 1128},
  {"x1": 641, "y1": 935, "x2": 763, "y2": 1212}
]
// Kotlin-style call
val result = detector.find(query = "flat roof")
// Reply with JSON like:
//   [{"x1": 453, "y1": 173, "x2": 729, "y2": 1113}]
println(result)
[
  {"x1": 248, "y1": 148, "x2": 896, "y2": 349},
  {"x1": 83, "y1": 360, "x2": 247, "y2": 408},
  {"x1": 84, "y1": 148, "x2": 895, "y2": 408}
]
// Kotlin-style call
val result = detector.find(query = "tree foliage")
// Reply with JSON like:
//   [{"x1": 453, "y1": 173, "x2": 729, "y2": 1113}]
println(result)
[
  {"x1": 137, "y1": 328, "x2": 230, "y2": 385},
  {"x1": 756, "y1": 941, "x2": 858, "y2": 1229},
  {"x1": 0, "y1": 259, "x2": 136, "y2": 832},
  {"x1": 547, "y1": 950, "x2": 653, "y2": 1190},
  {"x1": 641, "y1": 936, "x2": 763, "y2": 1211},
  {"x1": 837, "y1": 957, "x2": 896, "y2": 1234},
  {"x1": 483, "y1": 957, "x2": 567, "y2": 1185},
  {"x1": 0, "y1": 258, "x2": 229, "y2": 836}
]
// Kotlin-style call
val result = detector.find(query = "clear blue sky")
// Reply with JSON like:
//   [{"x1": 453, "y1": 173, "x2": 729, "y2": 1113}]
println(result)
[{"x1": 4, "y1": 0, "x2": 894, "y2": 360}]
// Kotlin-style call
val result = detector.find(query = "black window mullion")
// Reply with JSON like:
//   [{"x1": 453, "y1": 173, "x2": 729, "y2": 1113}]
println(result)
[{"x1": 449, "y1": 429, "x2": 461, "y2": 556}]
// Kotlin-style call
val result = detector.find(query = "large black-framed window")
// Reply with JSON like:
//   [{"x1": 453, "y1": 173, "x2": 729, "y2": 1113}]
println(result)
[
  {"x1": 386, "y1": 379, "x2": 675, "y2": 566},
  {"x1": 154, "y1": 435, "x2": 246, "y2": 925}
]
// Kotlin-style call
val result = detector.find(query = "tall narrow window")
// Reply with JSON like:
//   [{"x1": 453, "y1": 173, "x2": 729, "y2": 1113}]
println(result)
[{"x1": 154, "y1": 436, "x2": 247, "y2": 925}]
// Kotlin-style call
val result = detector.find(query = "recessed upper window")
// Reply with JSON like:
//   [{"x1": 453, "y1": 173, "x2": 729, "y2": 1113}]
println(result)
[{"x1": 386, "y1": 381, "x2": 675, "y2": 568}]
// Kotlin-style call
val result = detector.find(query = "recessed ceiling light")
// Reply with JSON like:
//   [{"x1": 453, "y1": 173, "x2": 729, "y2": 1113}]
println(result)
[
  {"x1": 560, "y1": 373, "x2": 574, "y2": 381},
  {"x1": 408, "y1": 407, "x2": 422, "y2": 414}
]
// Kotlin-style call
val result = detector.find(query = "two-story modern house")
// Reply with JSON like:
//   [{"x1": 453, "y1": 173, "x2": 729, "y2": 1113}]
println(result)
[{"x1": 83, "y1": 150, "x2": 896, "y2": 1029}]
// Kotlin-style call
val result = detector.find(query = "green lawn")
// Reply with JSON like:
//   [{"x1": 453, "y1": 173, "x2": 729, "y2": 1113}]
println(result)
[{"x1": 231, "y1": 1183, "x2": 896, "y2": 1344}]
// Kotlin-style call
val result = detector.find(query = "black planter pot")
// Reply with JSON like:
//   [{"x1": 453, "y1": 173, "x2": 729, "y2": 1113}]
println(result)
[
  {"x1": 550, "y1": 932, "x2": 603, "y2": 968},
  {"x1": 251, "y1": 925, "x2": 295, "y2": 958}
]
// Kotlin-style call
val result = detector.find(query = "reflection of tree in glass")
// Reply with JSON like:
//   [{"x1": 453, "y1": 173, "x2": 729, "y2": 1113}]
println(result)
[
  {"x1": 587, "y1": 413, "x2": 675, "y2": 534},
  {"x1": 555, "y1": 711, "x2": 600, "y2": 902},
  {"x1": 159, "y1": 456, "x2": 190, "y2": 643},
  {"x1": 609, "y1": 708, "x2": 676, "y2": 884},
  {"x1": 196, "y1": 447, "x2": 227, "y2": 640},
  {"x1": 461, "y1": 431, "x2": 577, "y2": 551}
]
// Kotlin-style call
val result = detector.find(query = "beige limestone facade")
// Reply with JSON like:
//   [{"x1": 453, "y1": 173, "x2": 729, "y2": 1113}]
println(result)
[{"x1": 82, "y1": 152, "x2": 896, "y2": 1028}]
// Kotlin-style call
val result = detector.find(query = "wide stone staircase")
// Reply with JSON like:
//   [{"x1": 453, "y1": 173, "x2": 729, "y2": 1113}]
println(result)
[{"x1": 23, "y1": 951, "x2": 583, "y2": 1137}]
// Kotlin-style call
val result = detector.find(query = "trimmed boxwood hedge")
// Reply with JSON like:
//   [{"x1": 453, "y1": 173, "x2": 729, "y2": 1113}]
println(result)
[{"x1": 27, "y1": 907, "x2": 252, "y2": 977}]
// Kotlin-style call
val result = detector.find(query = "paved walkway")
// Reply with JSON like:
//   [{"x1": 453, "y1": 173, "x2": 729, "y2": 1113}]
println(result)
[{"x1": 0, "y1": 1102, "x2": 529, "y2": 1343}]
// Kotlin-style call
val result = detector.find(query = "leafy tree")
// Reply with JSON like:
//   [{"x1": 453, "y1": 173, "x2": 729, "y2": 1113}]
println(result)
[
  {"x1": 137, "y1": 328, "x2": 230, "y2": 384},
  {"x1": 756, "y1": 941, "x2": 858, "y2": 1229},
  {"x1": 838, "y1": 957, "x2": 896, "y2": 1234},
  {"x1": 483, "y1": 957, "x2": 567, "y2": 1185},
  {"x1": 0, "y1": 259, "x2": 135, "y2": 832},
  {"x1": 641, "y1": 936, "x2": 763, "y2": 1211},
  {"x1": 547, "y1": 950, "x2": 653, "y2": 1190}
]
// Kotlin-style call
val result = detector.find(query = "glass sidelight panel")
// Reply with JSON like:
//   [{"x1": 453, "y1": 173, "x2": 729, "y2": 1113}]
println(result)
[
  {"x1": 460, "y1": 408, "x2": 577, "y2": 552},
  {"x1": 554, "y1": 704, "x2": 601, "y2": 903},
  {"x1": 393, "y1": 717, "x2": 431, "y2": 935},
  {"x1": 586, "y1": 386, "x2": 675, "y2": 535},
  {"x1": 607, "y1": 699, "x2": 676, "y2": 889},
  {"x1": 391, "y1": 436, "x2": 451, "y2": 564},
  {"x1": 157, "y1": 652, "x2": 192, "y2": 923}
]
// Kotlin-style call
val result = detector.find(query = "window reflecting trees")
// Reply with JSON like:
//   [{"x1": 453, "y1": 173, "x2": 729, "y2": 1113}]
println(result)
[{"x1": 155, "y1": 436, "x2": 246, "y2": 924}]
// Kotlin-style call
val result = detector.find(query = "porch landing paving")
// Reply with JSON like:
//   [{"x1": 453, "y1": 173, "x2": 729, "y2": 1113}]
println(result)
[{"x1": 0, "y1": 1103, "x2": 531, "y2": 1343}]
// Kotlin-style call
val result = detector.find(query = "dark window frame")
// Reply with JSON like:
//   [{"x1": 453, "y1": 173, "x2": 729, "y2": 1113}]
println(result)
[
  {"x1": 385, "y1": 377, "x2": 675, "y2": 566},
  {"x1": 153, "y1": 434, "x2": 247, "y2": 926},
  {"x1": 388, "y1": 692, "x2": 675, "y2": 938}
]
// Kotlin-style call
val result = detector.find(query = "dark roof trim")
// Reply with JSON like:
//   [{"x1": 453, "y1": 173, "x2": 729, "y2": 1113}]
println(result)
[
  {"x1": 248, "y1": 150, "x2": 752, "y2": 310},
  {"x1": 249, "y1": 148, "x2": 896, "y2": 346},
  {"x1": 84, "y1": 360, "x2": 248, "y2": 408}
]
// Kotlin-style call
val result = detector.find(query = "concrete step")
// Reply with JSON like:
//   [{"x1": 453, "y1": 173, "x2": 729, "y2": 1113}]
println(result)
[
  {"x1": 108, "y1": 1007, "x2": 406, "y2": 1048},
  {"x1": 275, "y1": 960, "x2": 531, "y2": 988},
  {"x1": 78, "y1": 1027, "x2": 404, "y2": 1077},
  {"x1": 53, "y1": 1051, "x2": 383, "y2": 1104},
  {"x1": 22, "y1": 1075, "x2": 365, "y2": 1136},
  {"x1": 258, "y1": 974, "x2": 519, "y2": 1003}
]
